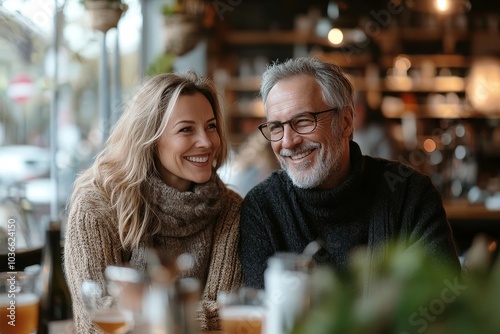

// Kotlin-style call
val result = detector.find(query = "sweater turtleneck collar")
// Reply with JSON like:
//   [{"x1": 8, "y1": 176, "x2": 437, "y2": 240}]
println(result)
[
  {"x1": 281, "y1": 140, "x2": 366, "y2": 208},
  {"x1": 148, "y1": 173, "x2": 226, "y2": 238}
]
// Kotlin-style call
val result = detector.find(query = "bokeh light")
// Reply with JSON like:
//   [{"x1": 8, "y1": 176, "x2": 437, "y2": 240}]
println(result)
[
  {"x1": 423, "y1": 138, "x2": 437, "y2": 152},
  {"x1": 328, "y1": 28, "x2": 344, "y2": 45}
]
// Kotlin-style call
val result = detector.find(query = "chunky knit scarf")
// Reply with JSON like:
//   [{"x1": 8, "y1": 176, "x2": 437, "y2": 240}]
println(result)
[{"x1": 130, "y1": 174, "x2": 227, "y2": 282}]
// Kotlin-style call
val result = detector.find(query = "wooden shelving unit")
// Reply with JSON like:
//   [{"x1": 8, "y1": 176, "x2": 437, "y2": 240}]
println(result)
[
  {"x1": 206, "y1": 2, "x2": 500, "y2": 241},
  {"x1": 379, "y1": 54, "x2": 471, "y2": 69},
  {"x1": 211, "y1": 23, "x2": 500, "y2": 146},
  {"x1": 222, "y1": 30, "x2": 333, "y2": 48}
]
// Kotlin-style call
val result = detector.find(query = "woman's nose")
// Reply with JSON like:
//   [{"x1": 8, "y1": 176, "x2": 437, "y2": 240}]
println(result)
[{"x1": 195, "y1": 131, "x2": 213, "y2": 147}]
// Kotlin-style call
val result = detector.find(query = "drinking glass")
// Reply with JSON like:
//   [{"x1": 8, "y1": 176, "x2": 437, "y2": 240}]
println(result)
[
  {"x1": 105, "y1": 265, "x2": 148, "y2": 332},
  {"x1": 218, "y1": 288, "x2": 266, "y2": 334},
  {"x1": 81, "y1": 280, "x2": 134, "y2": 334},
  {"x1": 0, "y1": 271, "x2": 39, "y2": 334}
]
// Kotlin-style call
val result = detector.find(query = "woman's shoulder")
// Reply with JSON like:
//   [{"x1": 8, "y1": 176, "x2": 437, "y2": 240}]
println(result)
[
  {"x1": 215, "y1": 174, "x2": 242, "y2": 203},
  {"x1": 223, "y1": 186, "x2": 243, "y2": 207},
  {"x1": 72, "y1": 185, "x2": 109, "y2": 208},
  {"x1": 69, "y1": 185, "x2": 113, "y2": 224}
]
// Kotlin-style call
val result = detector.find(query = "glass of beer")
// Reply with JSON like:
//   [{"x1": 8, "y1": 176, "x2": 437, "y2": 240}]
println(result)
[
  {"x1": 81, "y1": 280, "x2": 134, "y2": 334},
  {"x1": 0, "y1": 271, "x2": 40, "y2": 334},
  {"x1": 218, "y1": 288, "x2": 266, "y2": 334}
]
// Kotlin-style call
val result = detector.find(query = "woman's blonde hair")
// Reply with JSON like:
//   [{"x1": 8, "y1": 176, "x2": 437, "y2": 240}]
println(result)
[{"x1": 70, "y1": 71, "x2": 228, "y2": 250}]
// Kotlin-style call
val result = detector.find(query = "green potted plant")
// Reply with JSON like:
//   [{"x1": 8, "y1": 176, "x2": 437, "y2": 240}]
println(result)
[
  {"x1": 82, "y1": 0, "x2": 128, "y2": 33},
  {"x1": 146, "y1": 53, "x2": 176, "y2": 77},
  {"x1": 293, "y1": 238, "x2": 500, "y2": 334}
]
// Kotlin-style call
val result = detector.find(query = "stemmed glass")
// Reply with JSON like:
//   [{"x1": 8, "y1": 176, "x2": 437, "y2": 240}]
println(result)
[{"x1": 81, "y1": 280, "x2": 134, "y2": 334}]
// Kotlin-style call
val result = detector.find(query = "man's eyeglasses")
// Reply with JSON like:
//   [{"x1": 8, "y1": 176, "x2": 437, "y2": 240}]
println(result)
[{"x1": 258, "y1": 108, "x2": 338, "y2": 142}]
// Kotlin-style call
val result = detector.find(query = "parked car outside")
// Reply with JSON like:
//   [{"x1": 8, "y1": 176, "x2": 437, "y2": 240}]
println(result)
[{"x1": 0, "y1": 145, "x2": 50, "y2": 185}]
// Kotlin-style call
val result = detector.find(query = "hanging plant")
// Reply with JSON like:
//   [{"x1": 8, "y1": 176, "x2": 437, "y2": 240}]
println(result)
[
  {"x1": 161, "y1": 0, "x2": 208, "y2": 56},
  {"x1": 82, "y1": 0, "x2": 128, "y2": 33}
]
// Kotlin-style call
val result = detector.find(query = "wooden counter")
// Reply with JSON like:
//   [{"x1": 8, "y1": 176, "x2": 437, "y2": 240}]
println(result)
[
  {"x1": 444, "y1": 199, "x2": 500, "y2": 221},
  {"x1": 444, "y1": 199, "x2": 500, "y2": 254}
]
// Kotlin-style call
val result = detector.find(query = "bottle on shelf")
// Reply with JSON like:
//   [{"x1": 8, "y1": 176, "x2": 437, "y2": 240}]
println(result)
[{"x1": 37, "y1": 218, "x2": 73, "y2": 334}]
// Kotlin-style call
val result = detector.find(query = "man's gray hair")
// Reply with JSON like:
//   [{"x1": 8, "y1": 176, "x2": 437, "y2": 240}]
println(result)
[{"x1": 260, "y1": 57, "x2": 355, "y2": 139}]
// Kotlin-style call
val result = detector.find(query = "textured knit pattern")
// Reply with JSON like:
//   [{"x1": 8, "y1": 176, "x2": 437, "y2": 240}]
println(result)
[
  {"x1": 64, "y1": 174, "x2": 242, "y2": 333},
  {"x1": 240, "y1": 141, "x2": 461, "y2": 290}
]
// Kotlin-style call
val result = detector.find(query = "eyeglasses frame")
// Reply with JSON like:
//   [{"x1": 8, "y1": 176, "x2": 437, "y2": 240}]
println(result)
[{"x1": 257, "y1": 107, "x2": 338, "y2": 142}]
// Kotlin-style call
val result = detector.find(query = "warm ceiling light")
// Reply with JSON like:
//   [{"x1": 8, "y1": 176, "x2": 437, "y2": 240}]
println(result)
[
  {"x1": 435, "y1": 0, "x2": 450, "y2": 12},
  {"x1": 406, "y1": 0, "x2": 471, "y2": 14}
]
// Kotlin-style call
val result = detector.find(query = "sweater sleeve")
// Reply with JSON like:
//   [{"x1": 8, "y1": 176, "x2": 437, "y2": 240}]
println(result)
[
  {"x1": 197, "y1": 189, "x2": 243, "y2": 330},
  {"x1": 64, "y1": 194, "x2": 125, "y2": 334},
  {"x1": 399, "y1": 173, "x2": 461, "y2": 273}
]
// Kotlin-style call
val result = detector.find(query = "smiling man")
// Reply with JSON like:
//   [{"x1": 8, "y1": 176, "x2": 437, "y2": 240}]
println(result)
[{"x1": 239, "y1": 57, "x2": 461, "y2": 290}]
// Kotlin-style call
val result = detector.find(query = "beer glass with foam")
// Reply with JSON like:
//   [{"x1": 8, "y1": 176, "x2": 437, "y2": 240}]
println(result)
[
  {"x1": 81, "y1": 280, "x2": 134, "y2": 334},
  {"x1": 0, "y1": 271, "x2": 40, "y2": 334},
  {"x1": 218, "y1": 288, "x2": 266, "y2": 334}
]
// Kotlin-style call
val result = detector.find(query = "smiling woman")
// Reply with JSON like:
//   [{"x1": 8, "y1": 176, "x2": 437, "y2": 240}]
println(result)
[
  {"x1": 155, "y1": 92, "x2": 221, "y2": 191},
  {"x1": 64, "y1": 70, "x2": 243, "y2": 333}
]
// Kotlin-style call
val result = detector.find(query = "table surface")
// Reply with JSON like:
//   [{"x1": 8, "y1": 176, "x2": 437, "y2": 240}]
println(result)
[{"x1": 65, "y1": 320, "x2": 224, "y2": 334}]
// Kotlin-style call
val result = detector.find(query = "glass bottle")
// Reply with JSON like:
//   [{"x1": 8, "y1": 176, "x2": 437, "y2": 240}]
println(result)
[{"x1": 37, "y1": 219, "x2": 73, "y2": 334}]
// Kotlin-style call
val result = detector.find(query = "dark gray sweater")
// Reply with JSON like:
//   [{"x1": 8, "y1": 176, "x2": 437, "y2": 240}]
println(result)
[{"x1": 240, "y1": 141, "x2": 460, "y2": 289}]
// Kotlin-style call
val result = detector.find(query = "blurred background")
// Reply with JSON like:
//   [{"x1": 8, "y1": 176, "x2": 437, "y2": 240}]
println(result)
[{"x1": 0, "y1": 0, "x2": 499, "y2": 256}]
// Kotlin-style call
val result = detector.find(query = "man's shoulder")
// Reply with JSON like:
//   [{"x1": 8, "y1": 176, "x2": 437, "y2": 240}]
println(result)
[
  {"x1": 364, "y1": 155, "x2": 428, "y2": 179},
  {"x1": 362, "y1": 155, "x2": 434, "y2": 194}
]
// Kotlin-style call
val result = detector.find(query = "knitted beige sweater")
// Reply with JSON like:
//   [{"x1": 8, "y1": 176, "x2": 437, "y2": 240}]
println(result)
[{"x1": 64, "y1": 175, "x2": 242, "y2": 333}]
